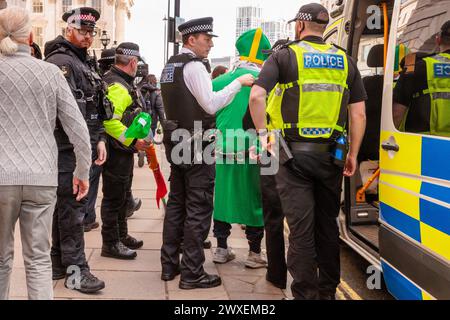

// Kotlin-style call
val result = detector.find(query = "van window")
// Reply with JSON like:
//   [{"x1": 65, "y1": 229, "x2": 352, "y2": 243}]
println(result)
[{"x1": 392, "y1": 1, "x2": 450, "y2": 138}]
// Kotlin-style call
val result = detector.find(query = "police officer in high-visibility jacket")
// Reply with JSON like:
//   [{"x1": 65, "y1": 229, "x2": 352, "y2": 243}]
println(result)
[
  {"x1": 393, "y1": 20, "x2": 450, "y2": 137},
  {"x1": 249, "y1": 3, "x2": 367, "y2": 300}
]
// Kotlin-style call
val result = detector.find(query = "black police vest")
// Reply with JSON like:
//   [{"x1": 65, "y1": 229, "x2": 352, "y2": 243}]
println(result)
[
  {"x1": 45, "y1": 46, "x2": 105, "y2": 172},
  {"x1": 160, "y1": 53, "x2": 215, "y2": 130},
  {"x1": 103, "y1": 67, "x2": 144, "y2": 153}
]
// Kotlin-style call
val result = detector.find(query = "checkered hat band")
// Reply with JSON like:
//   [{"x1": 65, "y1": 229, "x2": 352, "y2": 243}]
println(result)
[
  {"x1": 181, "y1": 24, "x2": 213, "y2": 35},
  {"x1": 295, "y1": 12, "x2": 313, "y2": 21},
  {"x1": 68, "y1": 14, "x2": 96, "y2": 23},
  {"x1": 117, "y1": 48, "x2": 140, "y2": 57}
]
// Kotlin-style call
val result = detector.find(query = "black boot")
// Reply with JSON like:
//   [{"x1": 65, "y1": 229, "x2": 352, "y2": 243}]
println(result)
[
  {"x1": 121, "y1": 235, "x2": 144, "y2": 250},
  {"x1": 101, "y1": 241, "x2": 137, "y2": 260},
  {"x1": 64, "y1": 269, "x2": 105, "y2": 294},
  {"x1": 126, "y1": 197, "x2": 142, "y2": 218},
  {"x1": 179, "y1": 273, "x2": 222, "y2": 290}
]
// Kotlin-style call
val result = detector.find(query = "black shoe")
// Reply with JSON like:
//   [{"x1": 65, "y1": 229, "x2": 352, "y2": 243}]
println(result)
[
  {"x1": 121, "y1": 235, "x2": 144, "y2": 250},
  {"x1": 161, "y1": 269, "x2": 181, "y2": 281},
  {"x1": 179, "y1": 273, "x2": 222, "y2": 290},
  {"x1": 64, "y1": 270, "x2": 105, "y2": 294},
  {"x1": 101, "y1": 242, "x2": 137, "y2": 260},
  {"x1": 126, "y1": 198, "x2": 142, "y2": 218},
  {"x1": 203, "y1": 240, "x2": 212, "y2": 249},
  {"x1": 138, "y1": 151, "x2": 145, "y2": 168},
  {"x1": 84, "y1": 221, "x2": 99, "y2": 233}
]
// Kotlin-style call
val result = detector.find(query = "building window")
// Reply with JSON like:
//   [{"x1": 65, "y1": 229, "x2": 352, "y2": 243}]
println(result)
[
  {"x1": 32, "y1": 0, "x2": 43, "y2": 13},
  {"x1": 33, "y1": 26, "x2": 43, "y2": 47},
  {"x1": 62, "y1": 0, "x2": 72, "y2": 13},
  {"x1": 91, "y1": 0, "x2": 101, "y2": 15}
]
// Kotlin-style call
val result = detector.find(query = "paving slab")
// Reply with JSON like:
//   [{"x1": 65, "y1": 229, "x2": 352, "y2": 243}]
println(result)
[{"x1": 53, "y1": 271, "x2": 165, "y2": 300}]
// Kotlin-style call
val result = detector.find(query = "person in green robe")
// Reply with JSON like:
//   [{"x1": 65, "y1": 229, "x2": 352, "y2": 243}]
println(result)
[{"x1": 212, "y1": 28, "x2": 272, "y2": 268}]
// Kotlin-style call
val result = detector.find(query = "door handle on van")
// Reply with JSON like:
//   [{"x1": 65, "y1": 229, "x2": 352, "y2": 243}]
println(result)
[{"x1": 381, "y1": 143, "x2": 400, "y2": 152}]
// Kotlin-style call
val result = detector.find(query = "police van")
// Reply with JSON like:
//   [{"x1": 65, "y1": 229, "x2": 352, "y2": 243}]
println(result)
[{"x1": 323, "y1": 0, "x2": 450, "y2": 299}]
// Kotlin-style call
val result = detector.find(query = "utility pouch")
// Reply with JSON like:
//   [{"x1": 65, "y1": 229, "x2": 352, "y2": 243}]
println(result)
[
  {"x1": 278, "y1": 133, "x2": 294, "y2": 166},
  {"x1": 331, "y1": 134, "x2": 348, "y2": 168}
]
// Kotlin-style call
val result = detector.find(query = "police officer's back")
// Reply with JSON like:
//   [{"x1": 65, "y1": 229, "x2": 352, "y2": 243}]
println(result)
[{"x1": 250, "y1": 3, "x2": 367, "y2": 300}]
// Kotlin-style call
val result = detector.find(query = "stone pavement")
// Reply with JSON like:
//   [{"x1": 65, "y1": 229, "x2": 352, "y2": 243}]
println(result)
[{"x1": 9, "y1": 146, "x2": 291, "y2": 300}]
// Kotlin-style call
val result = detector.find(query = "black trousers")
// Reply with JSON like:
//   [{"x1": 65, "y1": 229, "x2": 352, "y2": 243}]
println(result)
[
  {"x1": 161, "y1": 163, "x2": 215, "y2": 281},
  {"x1": 260, "y1": 174, "x2": 287, "y2": 289},
  {"x1": 213, "y1": 219, "x2": 264, "y2": 251},
  {"x1": 51, "y1": 172, "x2": 88, "y2": 269},
  {"x1": 275, "y1": 151, "x2": 343, "y2": 300},
  {"x1": 101, "y1": 146, "x2": 134, "y2": 245},
  {"x1": 83, "y1": 163, "x2": 103, "y2": 225}
]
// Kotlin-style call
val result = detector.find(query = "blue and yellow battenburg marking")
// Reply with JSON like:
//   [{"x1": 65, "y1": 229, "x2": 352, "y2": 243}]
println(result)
[
  {"x1": 379, "y1": 131, "x2": 450, "y2": 299},
  {"x1": 381, "y1": 260, "x2": 435, "y2": 300},
  {"x1": 303, "y1": 53, "x2": 345, "y2": 70}
]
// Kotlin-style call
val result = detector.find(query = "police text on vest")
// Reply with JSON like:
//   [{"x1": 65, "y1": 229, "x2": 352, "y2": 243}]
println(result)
[{"x1": 304, "y1": 53, "x2": 345, "y2": 70}]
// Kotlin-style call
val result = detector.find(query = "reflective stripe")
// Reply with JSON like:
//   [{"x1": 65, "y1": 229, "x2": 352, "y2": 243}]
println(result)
[
  {"x1": 432, "y1": 92, "x2": 450, "y2": 100},
  {"x1": 113, "y1": 114, "x2": 122, "y2": 120},
  {"x1": 433, "y1": 55, "x2": 450, "y2": 63},
  {"x1": 296, "y1": 41, "x2": 339, "y2": 54},
  {"x1": 302, "y1": 83, "x2": 344, "y2": 93},
  {"x1": 118, "y1": 133, "x2": 127, "y2": 143}
]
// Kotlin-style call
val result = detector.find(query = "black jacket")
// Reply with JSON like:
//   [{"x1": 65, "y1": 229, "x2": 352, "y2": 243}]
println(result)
[
  {"x1": 140, "y1": 83, "x2": 166, "y2": 127},
  {"x1": 45, "y1": 36, "x2": 106, "y2": 172}
]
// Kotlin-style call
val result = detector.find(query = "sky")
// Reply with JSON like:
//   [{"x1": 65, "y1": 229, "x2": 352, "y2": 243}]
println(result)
[{"x1": 126, "y1": 0, "x2": 319, "y2": 76}]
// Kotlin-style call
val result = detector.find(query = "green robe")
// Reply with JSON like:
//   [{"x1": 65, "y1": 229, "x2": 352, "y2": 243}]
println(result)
[{"x1": 212, "y1": 67, "x2": 263, "y2": 227}]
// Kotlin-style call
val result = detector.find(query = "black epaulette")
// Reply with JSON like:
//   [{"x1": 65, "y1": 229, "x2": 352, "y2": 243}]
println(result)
[
  {"x1": 44, "y1": 46, "x2": 69, "y2": 61},
  {"x1": 332, "y1": 43, "x2": 347, "y2": 53}
]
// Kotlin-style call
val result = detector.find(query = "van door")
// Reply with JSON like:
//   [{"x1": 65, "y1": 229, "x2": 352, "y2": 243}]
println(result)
[{"x1": 379, "y1": 0, "x2": 450, "y2": 300}]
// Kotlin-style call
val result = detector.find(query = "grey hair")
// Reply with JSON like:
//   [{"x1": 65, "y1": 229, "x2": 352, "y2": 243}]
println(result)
[
  {"x1": 0, "y1": 6, "x2": 31, "y2": 56},
  {"x1": 115, "y1": 54, "x2": 137, "y2": 66}
]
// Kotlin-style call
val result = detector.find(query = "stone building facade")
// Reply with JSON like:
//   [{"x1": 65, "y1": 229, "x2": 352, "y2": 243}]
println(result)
[{"x1": 3, "y1": 0, "x2": 133, "y2": 54}]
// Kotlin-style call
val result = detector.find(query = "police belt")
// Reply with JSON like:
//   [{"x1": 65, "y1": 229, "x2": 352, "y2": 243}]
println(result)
[{"x1": 289, "y1": 142, "x2": 334, "y2": 153}]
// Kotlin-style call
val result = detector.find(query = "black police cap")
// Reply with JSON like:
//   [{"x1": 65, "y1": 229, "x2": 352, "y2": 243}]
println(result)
[
  {"x1": 288, "y1": 3, "x2": 329, "y2": 25},
  {"x1": 178, "y1": 17, "x2": 218, "y2": 37},
  {"x1": 62, "y1": 7, "x2": 100, "y2": 28},
  {"x1": 116, "y1": 42, "x2": 143, "y2": 61},
  {"x1": 441, "y1": 20, "x2": 450, "y2": 37},
  {"x1": 98, "y1": 48, "x2": 116, "y2": 63}
]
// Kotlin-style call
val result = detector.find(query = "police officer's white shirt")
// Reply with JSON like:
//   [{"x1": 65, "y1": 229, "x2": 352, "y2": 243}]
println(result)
[{"x1": 181, "y1": 47, "x2": 242, "y2": 115}]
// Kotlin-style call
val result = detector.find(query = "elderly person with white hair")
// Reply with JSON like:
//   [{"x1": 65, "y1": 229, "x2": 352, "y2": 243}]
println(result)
[{"x1": 0, "y1": 6, "x2": 92, "y2": 300}]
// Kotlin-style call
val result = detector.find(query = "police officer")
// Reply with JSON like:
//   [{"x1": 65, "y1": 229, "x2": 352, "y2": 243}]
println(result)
[
  {"x1": 249, "y1": 3, "x2": 367, "y2": 300},
  {"x1": 393, "y1": 20, "x2": 450, "y2": 137},
  {"x1": 101, "y1": 42, "x2": 149, "y2": 260},
  {"x1": 44, "y1": 7, "x2": 106, "y2": 293},
  {"x1": 94, "y1": 48, "x2": 143, "y2": 222},
  {"x1": 160, "y1": 17, "x2": 254, "y2": 289}
]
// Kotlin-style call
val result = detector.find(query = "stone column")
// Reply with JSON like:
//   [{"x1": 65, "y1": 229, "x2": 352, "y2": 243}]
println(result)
[{"x1": 114, "y1": 0, "x2": 127, "y2": 44}]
